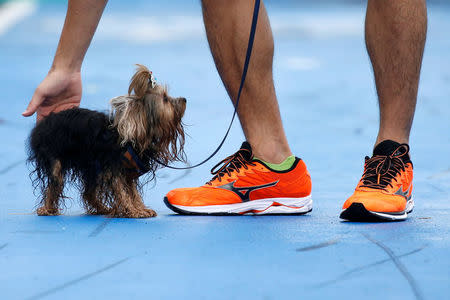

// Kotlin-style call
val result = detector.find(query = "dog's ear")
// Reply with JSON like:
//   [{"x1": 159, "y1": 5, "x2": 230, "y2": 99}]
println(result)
[
  {"x1": 110, "y1": 95, "x2": 149, "y2": 152},
  {"x1": 110, "y1": 95, "x2": 133, "y2": 108},
  {"x1": 141, "y1": 93, "x2": 186, "y2": 164}
]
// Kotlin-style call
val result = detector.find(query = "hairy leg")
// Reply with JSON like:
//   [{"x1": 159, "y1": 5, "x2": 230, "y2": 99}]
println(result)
[
  {"x1": 37, "y1": 160, "x2": 63, "y2": 216},
  {"x1": 365, "y1": 0, "x2": 427, "y2": 145},
  {"x1": 109, "y1": 175, "x2": 155, "y2": 218},
  {"x1": 82, "y1": 184, "x2": 111, "y2": 215},
  {"x1": 201, "y1": 0, "x2": 291, "y2": 163},
  {"x1": 127, "y1": 179, "x2": 157, "y2": 217}
]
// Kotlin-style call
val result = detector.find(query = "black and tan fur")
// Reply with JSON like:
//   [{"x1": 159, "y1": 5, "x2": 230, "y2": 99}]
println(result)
[{"x1": 27, "y1": 65, "x2": 186, "y2": 218}]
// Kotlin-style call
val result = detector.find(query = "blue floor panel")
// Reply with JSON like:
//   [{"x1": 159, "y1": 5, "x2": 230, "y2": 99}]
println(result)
[{"x1": 0, "y1": 1, "x2": 449, "y2": 299}]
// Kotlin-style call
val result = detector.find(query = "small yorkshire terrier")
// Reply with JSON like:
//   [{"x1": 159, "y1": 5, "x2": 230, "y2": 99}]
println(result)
[{"x1": 28, "y1": 65, "x2": 186, "y2": 218}]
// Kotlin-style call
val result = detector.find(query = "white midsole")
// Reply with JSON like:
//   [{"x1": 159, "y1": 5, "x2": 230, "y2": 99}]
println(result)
[
  {"x1": 406, "y1": 197, "x2": 415, "y2": 213},
  {"x1": 172, "y1": 195, "x2": 313, "y2": 215},
  {"x1": 371, "y1": 197, "x2": 414, "y2": 220}
]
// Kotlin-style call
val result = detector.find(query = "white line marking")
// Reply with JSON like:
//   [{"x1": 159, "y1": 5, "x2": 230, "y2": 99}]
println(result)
[{"x1": 0, "y1": 0, "x2": 37, "y2": 36}]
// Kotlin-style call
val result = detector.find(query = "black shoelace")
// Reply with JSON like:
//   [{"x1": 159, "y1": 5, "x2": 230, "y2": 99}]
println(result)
[
  {"x1": 206, "y1": 149, "x2": 256, "y2": 185},
  {"x1": 360, "y1": 144, "x2": 410, "y2": 190}
]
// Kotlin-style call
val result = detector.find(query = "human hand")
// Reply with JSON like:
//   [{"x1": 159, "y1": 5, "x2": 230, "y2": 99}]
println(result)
[{"x1": 22, "y1": 70, "x2": 82, "y2": 122}]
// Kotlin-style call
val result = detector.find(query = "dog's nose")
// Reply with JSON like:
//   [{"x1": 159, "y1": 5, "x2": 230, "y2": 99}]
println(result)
[{"x1": 181, "y1": 98, "x2": 187, "y2": 103}]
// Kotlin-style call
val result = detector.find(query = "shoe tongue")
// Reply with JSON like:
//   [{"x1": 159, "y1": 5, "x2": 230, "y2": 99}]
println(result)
[
  {"x1": 373, "y1": 140, "x2": 402, "y2": 156},
  {"x1": 373, "y1": 139, "x2": 411, "y2": 164},
  {"x1": 238, "y1": 141, "x2": 253, "y2": 161}
]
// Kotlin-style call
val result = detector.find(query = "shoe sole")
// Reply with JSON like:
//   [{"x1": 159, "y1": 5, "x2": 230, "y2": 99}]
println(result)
[
  {"x1": 340, "y1": 198, "x2": 414, "y2": 222},
  {"x1": 164, "y1": 196, "x2": 313, "y2": 216}
]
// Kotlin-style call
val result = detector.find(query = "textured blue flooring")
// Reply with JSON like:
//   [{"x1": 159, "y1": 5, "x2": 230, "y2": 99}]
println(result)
[{"x1": 0, "y1": 1, "x2": 449, "y2": 299}]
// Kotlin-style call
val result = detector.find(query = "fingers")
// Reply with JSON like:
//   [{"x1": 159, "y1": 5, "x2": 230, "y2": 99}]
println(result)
[
  {"x1": 36, "y1": 112, "x2": 44, "y2": 123},
  {"x1": 22, "y1": 90, "x2": 43, "y2": 117}
]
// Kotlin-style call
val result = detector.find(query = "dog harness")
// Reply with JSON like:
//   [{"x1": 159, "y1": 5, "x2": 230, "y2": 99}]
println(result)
[{"x1": 121, "y1": 145, "x2": 150, "y2": 178}]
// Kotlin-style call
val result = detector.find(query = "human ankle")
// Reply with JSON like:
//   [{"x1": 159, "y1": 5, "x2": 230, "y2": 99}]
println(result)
[
  {"x1": 250, "y1": 142, "x2": 292, "y2": 164},
  {"x1": 375, "y1": 133, "x2": 409, "y2": 147},
  {"x1": 254, "y1": 155, "x2": 296, "y2": 171}
]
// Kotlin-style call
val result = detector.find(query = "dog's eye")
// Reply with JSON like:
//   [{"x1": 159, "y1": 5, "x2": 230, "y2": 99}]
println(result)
[{"x1": 163, "y1": 95, "x2": 168, "y2": 102}]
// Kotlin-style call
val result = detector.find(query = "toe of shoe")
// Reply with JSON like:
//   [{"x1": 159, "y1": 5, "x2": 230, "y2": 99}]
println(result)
[
  {"x1": 165, "y1": 188, "x2": 197, "y2": 206},
  {"x1": 166, "y1": 186, "x2": 242, "y2": 207},
  {"x1": 343, "y1": 191, "x2": 406, "y2": 213}
]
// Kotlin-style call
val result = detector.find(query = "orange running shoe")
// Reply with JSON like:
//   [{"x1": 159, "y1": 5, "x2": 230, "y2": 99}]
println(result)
[
  {"x1": 164, "y1": 142, "x2": 312, "y2": 215},
  {"x1": 340, "y1": 140, "x2": 414, "y2": 221}
]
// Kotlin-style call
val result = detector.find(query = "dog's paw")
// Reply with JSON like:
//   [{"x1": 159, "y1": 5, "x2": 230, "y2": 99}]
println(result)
[
  {"x1": 129, "y1": 208, "x2": 157, "y2": 218},
  {"x1": 143, "y1": 208, "x2": 157, "y2": 218},
  {"x1": 37, "y1": 207, "x2": 60, "y2": 216},
  {"x1": 108, "y1": 208, "x2": 157, "y2": 218}
]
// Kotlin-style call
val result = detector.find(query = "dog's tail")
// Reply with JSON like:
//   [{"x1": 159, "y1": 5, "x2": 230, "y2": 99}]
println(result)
[{"x1": 128, "y1": 64, "x2": 153, "y2": 99}]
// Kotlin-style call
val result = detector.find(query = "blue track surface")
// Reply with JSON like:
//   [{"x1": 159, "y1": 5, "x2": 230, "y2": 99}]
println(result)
[{"x1": 0, "y1": 1, "x2": 449, "y2": 299}]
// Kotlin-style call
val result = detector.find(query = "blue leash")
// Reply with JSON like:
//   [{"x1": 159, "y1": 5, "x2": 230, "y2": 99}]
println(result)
[{"x1": 161, "y1": 0, "x2": 261, "y2": 170}]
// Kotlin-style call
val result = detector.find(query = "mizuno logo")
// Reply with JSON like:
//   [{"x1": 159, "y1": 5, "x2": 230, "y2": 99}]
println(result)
[
  {"x1": 217, "y1": 180, "x2": 279, "y2": 202},
  {"x1": 394, "y1": 184, "x2": 412, "y2": 200}
]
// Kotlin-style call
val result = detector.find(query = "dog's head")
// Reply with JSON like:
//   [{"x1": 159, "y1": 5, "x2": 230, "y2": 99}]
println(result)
[{"x1": 110, "y1": 64, "x2": 186, "y2": 164}]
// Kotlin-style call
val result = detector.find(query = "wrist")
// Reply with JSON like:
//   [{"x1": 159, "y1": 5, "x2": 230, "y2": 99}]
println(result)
[
  {"x1": 51, "y1": 51, "x2": 83, "y2": 72},
  {"x1": 49, "y1": 64, "x2": 81, "y2": 75},
  {"x1": 50, "y1": 62, "x2": 81, "y2": 73}
]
